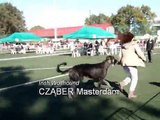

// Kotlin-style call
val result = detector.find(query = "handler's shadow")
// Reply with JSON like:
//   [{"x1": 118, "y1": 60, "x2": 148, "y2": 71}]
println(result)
[{"x1": 149, "y1": 82, "x2": 160, "y2": 87}]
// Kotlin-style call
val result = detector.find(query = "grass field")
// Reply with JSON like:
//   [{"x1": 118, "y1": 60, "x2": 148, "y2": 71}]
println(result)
[{"x1": 0, "y1": 53, "x2": 159, "y2": 120}]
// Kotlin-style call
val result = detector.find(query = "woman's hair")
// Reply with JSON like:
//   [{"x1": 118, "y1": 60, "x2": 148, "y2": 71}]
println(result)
[{"x1": 118, "y1": 32, "x2": 134, "y2": 44}]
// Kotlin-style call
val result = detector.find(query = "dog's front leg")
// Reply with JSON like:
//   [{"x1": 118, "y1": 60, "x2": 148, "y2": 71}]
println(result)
[
  {"x1": 68, "y1": 84, "x2": 77, "y2": 99},
  {"x1": 98, "y1": 79, "x2": 103, "y2": 89}
]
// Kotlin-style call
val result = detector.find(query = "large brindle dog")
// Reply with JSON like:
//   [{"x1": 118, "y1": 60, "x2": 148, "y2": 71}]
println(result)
[{"x1": 56, "y1": 55, "x2": 117, "y2": 89}]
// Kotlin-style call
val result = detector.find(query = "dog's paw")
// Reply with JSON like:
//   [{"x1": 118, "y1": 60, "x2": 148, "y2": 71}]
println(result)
[
  {"x1": 64, "y1": 62, "x2": 67, "y2": 65},
  {"x1": 61, "y1": 62, "x2": 67, "y2": 66}
]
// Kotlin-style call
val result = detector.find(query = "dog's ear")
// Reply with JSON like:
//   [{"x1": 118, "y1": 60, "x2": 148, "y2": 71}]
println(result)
[
  {"x1": 111, "y1": 56, "x2": 117, "y2": 65},
  {"x1": 106, "y1": 56, "x2": 117, "y2": 65},
  {"x1": 113, "y1": 58, "x2": 118, "y2": 65},
  {"x1": 106, "y1": 56, "x2": 113, "y2": 64}
]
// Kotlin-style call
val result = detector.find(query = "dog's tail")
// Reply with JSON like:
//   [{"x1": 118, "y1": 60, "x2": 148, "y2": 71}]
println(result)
[{"x1": 56, "y1": 62, "x2": 71, "y2": 74}]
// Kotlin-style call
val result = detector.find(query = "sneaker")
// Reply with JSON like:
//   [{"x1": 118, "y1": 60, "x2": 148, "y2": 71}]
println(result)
[
  {"x1": 128, "y1": 94, "x2": 137, "y2": 99},
  {"x1": 118, "y1": 82, "x2": 124, "y2": 92},
  {"x1": 128, "y1": 91, "x2": 137, "y2": 99}
]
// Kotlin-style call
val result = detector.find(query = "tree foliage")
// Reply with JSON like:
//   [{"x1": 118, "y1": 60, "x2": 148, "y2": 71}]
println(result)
[
  {"x1": 111, "y1": 5, "x2": 156, "y2": 35},
  {"x1": 85, "y1": 13, "x2": 111, "y2": 25},
  {"x1": 30, "y1": 25, "x2": 45, "y2": 30},
  {"x1": 0, "y1": 2, "x2": 26, "y2": 37}
]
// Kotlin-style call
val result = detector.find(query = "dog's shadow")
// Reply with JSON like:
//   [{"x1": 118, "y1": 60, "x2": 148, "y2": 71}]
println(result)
[
  {"x1": 104, "y1": 79, "x2": 128, "y2": 97},
  {"x1": 78, "y1": 80, "x2": 96, "y2": 89},
  {"x1": 77, "y1": 79, "x2": 128, "y2": 97}
]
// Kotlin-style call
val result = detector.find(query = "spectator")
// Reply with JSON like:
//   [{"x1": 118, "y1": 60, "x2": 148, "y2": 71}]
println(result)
[
  {"x1": 146, "y1": 36, "x2": 154, "y2": 63},
  {"x1": 95, "y1": 40, "x2": 99, "y2": 55},
  {"x1": 83, "y1": 42, "x2": 88, "y2": 55}
]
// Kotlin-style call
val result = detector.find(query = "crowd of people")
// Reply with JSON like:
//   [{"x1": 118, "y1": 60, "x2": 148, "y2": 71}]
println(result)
[
  {"x1": 0, "y1": 41, "x2": 65, "y2": 54},
  {"x1": 69, "y1": 39, "x2": 121, "y2": 57}
]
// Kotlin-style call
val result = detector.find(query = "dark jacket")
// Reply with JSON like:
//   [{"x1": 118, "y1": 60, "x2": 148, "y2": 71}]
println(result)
[{"x1": 146, "y1": 39, "x2": 154, "y2": 51}]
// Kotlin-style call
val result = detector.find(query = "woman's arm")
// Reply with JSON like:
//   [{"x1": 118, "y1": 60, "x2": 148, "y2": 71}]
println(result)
[
  {"x1": 117, "y1": 48, "x2": 122, "y2": 64},
  {"x1": 135, "y1": 44, "x2": 146, "y2": 62}
]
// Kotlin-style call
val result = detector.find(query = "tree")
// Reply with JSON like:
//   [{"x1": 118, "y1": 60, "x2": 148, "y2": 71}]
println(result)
[
  {"x1": 141, "y1": 5, "x2": 156, "y2": 21},
  {"x1": 0, "y1": 3, "x2": 26, "y2": 37},
  {"x1": 98, "y1": 13, "x2": 111, "y2": 23},
  {"x1": 111, "y1": 5, "x2": 156, "y2": 35},
  {"x1": 85, "y1": 13, "x2": 111, "y2": 25},
  {"x1": 85, "y1": 14, "x2": 98, "y2": 24},
  {"x1": 30, "y1": 25, "x2": 45, "y2": 30}
]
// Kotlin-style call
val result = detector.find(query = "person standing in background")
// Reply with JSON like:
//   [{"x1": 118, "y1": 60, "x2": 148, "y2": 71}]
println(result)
[{"x1": 146, "y1": 36, "x2": 154, "y2": 63}]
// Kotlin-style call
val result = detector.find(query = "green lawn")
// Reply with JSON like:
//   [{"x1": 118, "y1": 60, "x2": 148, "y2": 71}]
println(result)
[{"x1": 0, "y1": 54, "x2": 159, "y2": 120}]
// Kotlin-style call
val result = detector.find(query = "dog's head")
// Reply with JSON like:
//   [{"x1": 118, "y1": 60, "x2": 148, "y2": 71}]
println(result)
[{"x1": 105, "y1": 56, "x2": 118, "y2": 65}]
